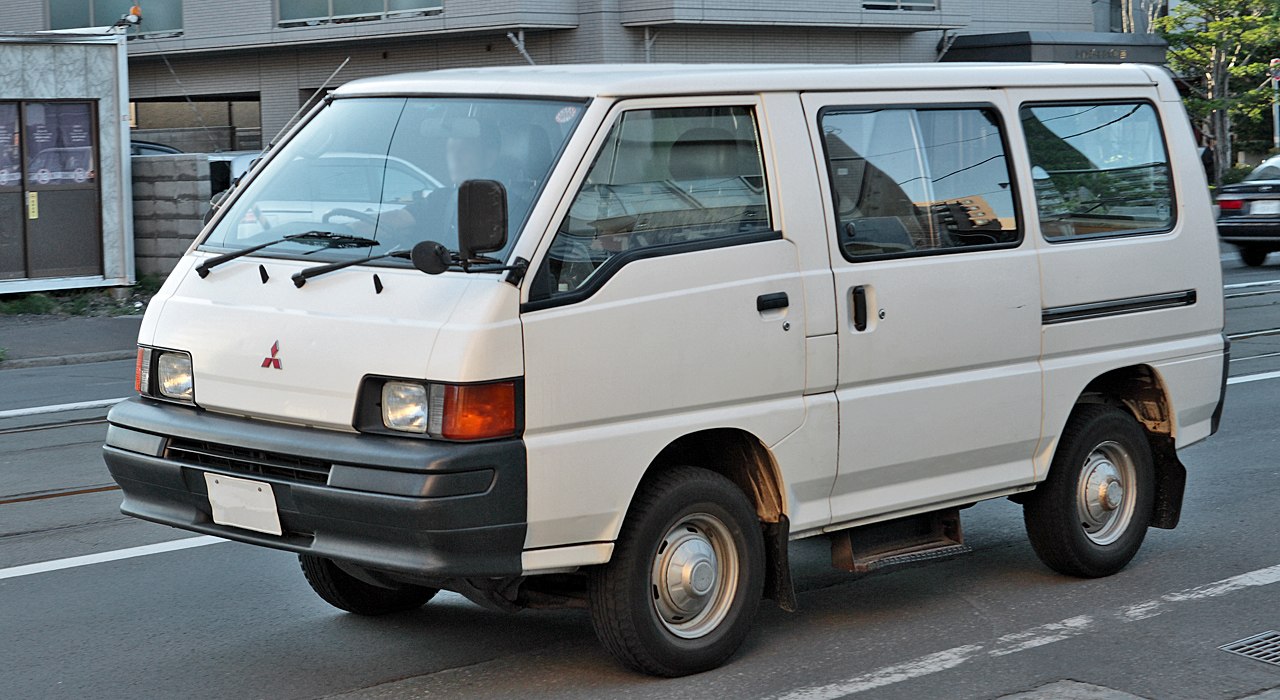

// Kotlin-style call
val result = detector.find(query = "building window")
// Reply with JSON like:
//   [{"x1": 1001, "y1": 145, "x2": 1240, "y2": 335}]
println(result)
[
  {"x1": 862, "y1": 0, "x2": 938, "y2": 10},
  {"x1": 277, "y1": 0, "x2": 443, "y2": 26},
  {"x1": 49, "y1": 0, "x2": 182, "y2": 33}
]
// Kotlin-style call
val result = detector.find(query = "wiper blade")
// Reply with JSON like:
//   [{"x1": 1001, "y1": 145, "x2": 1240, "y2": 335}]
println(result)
[
  {"x1": 196, "y1": 232, "x2": 379, "y2": 278},
  {"x1": 292, "y1": 249, "x2": 409, "y2": 288}
]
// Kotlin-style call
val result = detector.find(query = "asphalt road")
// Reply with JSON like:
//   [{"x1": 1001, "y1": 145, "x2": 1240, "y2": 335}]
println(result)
[{"x1": 1, "y1": 254, "x2": 1278, "y2": 700}]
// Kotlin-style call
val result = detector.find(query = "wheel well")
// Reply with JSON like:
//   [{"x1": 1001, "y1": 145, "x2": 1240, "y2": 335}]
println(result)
[
  {"x1": 1075, "y1": 365, "x2": 1186, "y2": 529},
  {"x1": 645, "y1": 428, "x2": 796, "y2": 611},
  {"x1": 648, "y1": 428, "x2": 785, "y2": 523}
]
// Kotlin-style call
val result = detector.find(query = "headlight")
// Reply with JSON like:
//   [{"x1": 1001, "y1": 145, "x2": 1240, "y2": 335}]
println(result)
[
  {"x1": 157, "y1": 352, "x2": 195, "y2": 401},
  {"x1": 381, "y1": 381, "x2": 428, "y2": 433}
]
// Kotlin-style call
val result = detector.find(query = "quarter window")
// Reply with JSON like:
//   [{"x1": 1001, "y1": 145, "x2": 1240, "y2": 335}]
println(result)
[
  {"x1": 532, "y1": 106, "x2": 771, "y2": 299},
  {"x1": 820, "y1": 107, "x2": 1020, "y2": 261},
  {"x1": 1020, "y1": 102, "x2": 1174, "y2": 240}
]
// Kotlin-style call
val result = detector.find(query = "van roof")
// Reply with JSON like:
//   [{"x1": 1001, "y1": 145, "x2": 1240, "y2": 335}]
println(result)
[{"x1": 335, "y1": 63, "x2": 1167, "y2": 100}]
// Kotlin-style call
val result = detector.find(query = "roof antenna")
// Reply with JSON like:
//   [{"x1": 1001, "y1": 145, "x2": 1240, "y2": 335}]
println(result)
[{"x1": 270, "y1": 57, "x2": 351, "y2": 148}]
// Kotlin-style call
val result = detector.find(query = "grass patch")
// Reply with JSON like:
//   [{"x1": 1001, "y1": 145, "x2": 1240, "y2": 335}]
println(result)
[
  {"x1": 0, "y1": 347, "x2": 7, "y2": 363},
  {"x1": 0, "y1": 293, "x2": 58, "y2": 315},
  {"x1": 0, "y1": 283, "x2": 156, "y2": 318}
]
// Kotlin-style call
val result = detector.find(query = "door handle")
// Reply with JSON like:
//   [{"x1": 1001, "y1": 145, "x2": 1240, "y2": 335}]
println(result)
[
  {"x1": 852, "y1": 286, "x2": 868, "y2": 332},
  {"x1": 757, "y1": 292, "x2": 789, "y2": 312}
]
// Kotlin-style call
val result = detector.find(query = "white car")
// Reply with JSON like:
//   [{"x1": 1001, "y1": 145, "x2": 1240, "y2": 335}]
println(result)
[{"x1": 104, "y1": 64, "x2": 1226, "y2": 677}]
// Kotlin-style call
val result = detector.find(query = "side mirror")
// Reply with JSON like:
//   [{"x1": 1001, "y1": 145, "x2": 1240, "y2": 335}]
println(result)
[
  {"x1": 457, "y1": 179, "x2": 507, "y2": 260},
  {"x1": 410, "y1": 240, "x2": 451, "y2": 275}
]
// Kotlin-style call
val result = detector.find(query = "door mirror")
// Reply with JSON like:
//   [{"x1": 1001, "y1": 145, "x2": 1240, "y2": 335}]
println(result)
[
  {"x1": 410, "y1": 240, "x2": 451, "y2": 275},
  {"x1": 457, "y1": 179, "x2": 507, "y2": 260}
]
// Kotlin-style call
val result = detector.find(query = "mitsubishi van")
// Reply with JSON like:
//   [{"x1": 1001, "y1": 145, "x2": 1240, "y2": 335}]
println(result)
[{"x1": 103, "y1": 63, "x2": 1227, "y2": 677}]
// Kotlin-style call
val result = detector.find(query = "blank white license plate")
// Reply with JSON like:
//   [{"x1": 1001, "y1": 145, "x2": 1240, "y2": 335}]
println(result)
[
  {"x1": 204, "y1": 473, "x2": 283, "y2": 536},
  {"x1": 1253, "y1": 200, "x2": 1280, "y2": 215}
]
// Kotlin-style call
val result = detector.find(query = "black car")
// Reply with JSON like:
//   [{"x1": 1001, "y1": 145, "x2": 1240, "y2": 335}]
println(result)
[{"x1": 1217, "y1": 157, "x2": 1280, "y2": 266}]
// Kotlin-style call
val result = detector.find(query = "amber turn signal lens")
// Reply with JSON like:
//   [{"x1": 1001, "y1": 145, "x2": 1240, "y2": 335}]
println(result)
[{"x1": 439, "y1": 382, "x2": 518, "y2": 441}]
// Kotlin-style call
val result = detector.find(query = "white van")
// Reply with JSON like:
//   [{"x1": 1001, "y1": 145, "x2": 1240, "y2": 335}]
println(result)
[{"x1": 104, "y1": 63, "x2": 1227, "y2": 676}]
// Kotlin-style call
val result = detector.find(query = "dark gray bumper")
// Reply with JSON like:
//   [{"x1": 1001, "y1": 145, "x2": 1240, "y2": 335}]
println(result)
[
  {"x1": 102, "y1": 398, "x2": 527, "y2": 579},
  {"x1": 1217, "y1": 220, "x2": 1280, "y2": 245}
]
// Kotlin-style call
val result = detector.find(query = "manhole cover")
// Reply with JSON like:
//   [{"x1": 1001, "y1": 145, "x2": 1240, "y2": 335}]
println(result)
[{"x1": 1220, "y1": 631, "x2": 1280, "y2": 667}]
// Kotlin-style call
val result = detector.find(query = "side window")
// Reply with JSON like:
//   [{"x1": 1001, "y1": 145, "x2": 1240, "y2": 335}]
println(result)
[
  {"x1": 531, "y1": 106, "x2": 771, "y2": 300},
  {"x1": 1020, "y1": 102, "x2": 1173, "y2": 240},
  {"x1": 821, "y1": 107, "x2": 1019, "y2": 261}
]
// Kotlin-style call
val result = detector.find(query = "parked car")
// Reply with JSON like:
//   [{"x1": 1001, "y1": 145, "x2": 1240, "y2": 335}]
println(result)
[
  {"x1": 207, "y1": 149, "x2": 263, "y2": 198},
  {"x1": 1216, "y1": 154, "x2": 1280, "y2": 266},
  {"x1": 130, "y1": 140, "x2": 182, "y2": 156},
  {"x1": 103, "y1": 63, "x2": 1226, "y2": 677}
]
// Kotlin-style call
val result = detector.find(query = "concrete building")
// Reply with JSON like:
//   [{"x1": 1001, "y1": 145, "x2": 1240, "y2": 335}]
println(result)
[
  {"x1": 0, "y1": 33, "x2": 133, "y2": 294},
  {"x1": 0, "y1": 1, "x2": 1155, "y2": 143}
]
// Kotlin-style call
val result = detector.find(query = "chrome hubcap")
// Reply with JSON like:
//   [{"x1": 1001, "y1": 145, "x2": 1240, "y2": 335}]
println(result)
[
  {"x1": 651, "y1": 513, "x2": 739, "y2": 639},
  {"x1": 1076, "y1": 441, "x2": 1137, "y2": 545}
]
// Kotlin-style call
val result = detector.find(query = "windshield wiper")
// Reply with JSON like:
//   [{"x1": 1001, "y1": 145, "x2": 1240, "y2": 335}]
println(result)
[
  {"x1": 292, "y1": 249, "x2": 410, "y2": 288},
  {"x1": 196, "y1": 232, "x2": 380, "y2": 278}
]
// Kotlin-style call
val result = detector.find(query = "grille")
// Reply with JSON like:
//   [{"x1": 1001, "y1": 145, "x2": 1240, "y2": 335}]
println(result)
[
  {"x1": 166, "y1": 438, "x2": 331, "y2": 484},
  {"x1": 1220, "y1": 631, "x2": 1280, "y2": 667}
]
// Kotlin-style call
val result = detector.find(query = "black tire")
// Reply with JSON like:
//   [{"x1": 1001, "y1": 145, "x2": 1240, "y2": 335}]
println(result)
[
  {"x1": 588, "y1": 467, "x2": 764, "y2": 677},
  {"x1": 299, "y1": 555, "x2": 438, "y2": 615},
  {"x1": 1023, "y1": 404, "x2": 1155, "y2": 578},
  {"x1": 1241, "y1": 247, "x2": 1270, "y2": 267}
]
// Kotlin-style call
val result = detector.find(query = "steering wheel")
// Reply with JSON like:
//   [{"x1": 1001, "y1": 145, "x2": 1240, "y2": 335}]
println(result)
[{"x1": 322, "y1": 208, "x2": 379, "y2": 226}]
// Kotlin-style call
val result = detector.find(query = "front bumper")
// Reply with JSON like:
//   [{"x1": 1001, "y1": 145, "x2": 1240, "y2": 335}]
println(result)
[{"x1": 102, "y1": 398, "x2": 527, "y2": 580}]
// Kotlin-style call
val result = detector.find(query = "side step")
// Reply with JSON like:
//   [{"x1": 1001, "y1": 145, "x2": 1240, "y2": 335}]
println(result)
[{"x1": 830, "y1": 507, "x2": 971, "y2": 575}]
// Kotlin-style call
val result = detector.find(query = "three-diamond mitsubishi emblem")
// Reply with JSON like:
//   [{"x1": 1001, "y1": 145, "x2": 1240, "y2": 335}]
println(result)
[{"x1": 261, "y1": 341, "x2": 282, "y2": 369}]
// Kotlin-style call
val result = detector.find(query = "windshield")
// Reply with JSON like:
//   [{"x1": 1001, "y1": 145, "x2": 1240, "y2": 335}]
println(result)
[{"x1": 201, "y1": 96, "x2": 585, "y2": 265}]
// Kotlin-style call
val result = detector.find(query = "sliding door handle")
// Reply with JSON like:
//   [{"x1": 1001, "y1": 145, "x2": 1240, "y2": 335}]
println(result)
[
  {"x1": 757, "y1": 292, "x2": 789, "y2": 312},
  {"x1": 852, "y1": 285, "x2": 868, "y2": 332}
]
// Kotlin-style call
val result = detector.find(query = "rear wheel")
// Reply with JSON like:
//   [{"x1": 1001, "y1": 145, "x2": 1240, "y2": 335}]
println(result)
[
  {"x1": 299, "y1": 555, "x2": 438, "y2": 615},
  {"x1": 1241, "y1": 247, "x2": 1270, "y2": 267},
  {"x1": 588, "y1": 467, "x2": 764, "y2": 677},
  {"x1": 1023, "y1": 404, "x2": 1155, "y2": 578}
]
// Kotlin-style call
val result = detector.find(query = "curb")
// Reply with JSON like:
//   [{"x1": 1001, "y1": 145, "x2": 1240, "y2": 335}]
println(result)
[{"x1": 0, "y1": 350, "x2": 136, "y2": 371}]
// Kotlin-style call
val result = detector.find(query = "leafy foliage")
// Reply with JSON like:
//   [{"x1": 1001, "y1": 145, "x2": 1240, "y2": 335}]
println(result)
[{"x1": 1155, "y1": 0, "x2": 1280, "y2": 182}]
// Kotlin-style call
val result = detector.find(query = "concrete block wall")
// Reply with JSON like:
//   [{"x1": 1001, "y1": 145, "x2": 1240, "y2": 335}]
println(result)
[{"x1": 131, "y1": 154, "x2": 210, "y2": 277}]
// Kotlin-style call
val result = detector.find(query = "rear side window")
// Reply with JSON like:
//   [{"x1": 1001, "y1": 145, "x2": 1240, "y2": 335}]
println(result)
[
  {"x1": 820, "y1": 107, "x2": 1020, "y2": 261},
  {"x1": 531, "y1": 105, "x2": 771, "y2": 300},
  {"x1": 1020, "y1": 102, "x2": 1174, "y2": 240}
]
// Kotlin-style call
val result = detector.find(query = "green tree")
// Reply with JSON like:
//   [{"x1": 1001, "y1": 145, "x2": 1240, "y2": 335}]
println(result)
[{"x1": 1155, "y1": 0, "x2": 1280, "y2": 184}]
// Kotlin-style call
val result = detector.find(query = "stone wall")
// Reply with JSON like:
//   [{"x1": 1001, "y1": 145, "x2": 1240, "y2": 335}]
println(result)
[{"x1": 131, "y1": 154, "x2": 210, "y2": 277}]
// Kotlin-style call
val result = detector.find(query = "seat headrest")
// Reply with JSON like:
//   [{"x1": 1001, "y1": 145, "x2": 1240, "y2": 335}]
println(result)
[{"x1": 668, "y1": 127, "x2": 752, "y2": 181}]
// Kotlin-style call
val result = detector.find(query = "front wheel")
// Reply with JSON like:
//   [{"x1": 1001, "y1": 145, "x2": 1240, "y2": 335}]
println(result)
[
  {"x1": 588, "y1": 467, "x2": 764, "y2": 677},
  {"x1": 1241, "y1": 247, "x2": 1270, "y2": 267},
  {"x1": 1023, "y1": 404, "x2": 1155, "y2": 578},
  {"x1": 300, "y1": 555, "x2": 438, "y2": 615}
]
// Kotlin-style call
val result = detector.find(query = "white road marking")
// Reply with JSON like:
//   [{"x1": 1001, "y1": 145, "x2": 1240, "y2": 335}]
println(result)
[
  {"x1": 0, "y1": 536, "x2": 224, "y2": 581},
  {"x1": 775, "y1": 645, "x2": 984, "y2": 700},
  {"x1": 988, "y1": 615, "x2": 1093, "y2": 657},
  {"x1": 1228, "y1": 369, "x2": 1280, "y2": 385},
  {"x1": 1224, "y1": 278, "x2": 1280, "y2": 290},
  {"x1": 0, "y1": 397, "x2": 128, "y2": 420},
  {"x1": 774, "y1": 563, "x2": 1280, "y2": 699}
]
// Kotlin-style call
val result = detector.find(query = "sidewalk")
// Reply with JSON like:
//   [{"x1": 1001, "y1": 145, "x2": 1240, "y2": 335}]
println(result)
[{"x1": 0, "y1": 315, "x2": 142, "y2": 370}]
